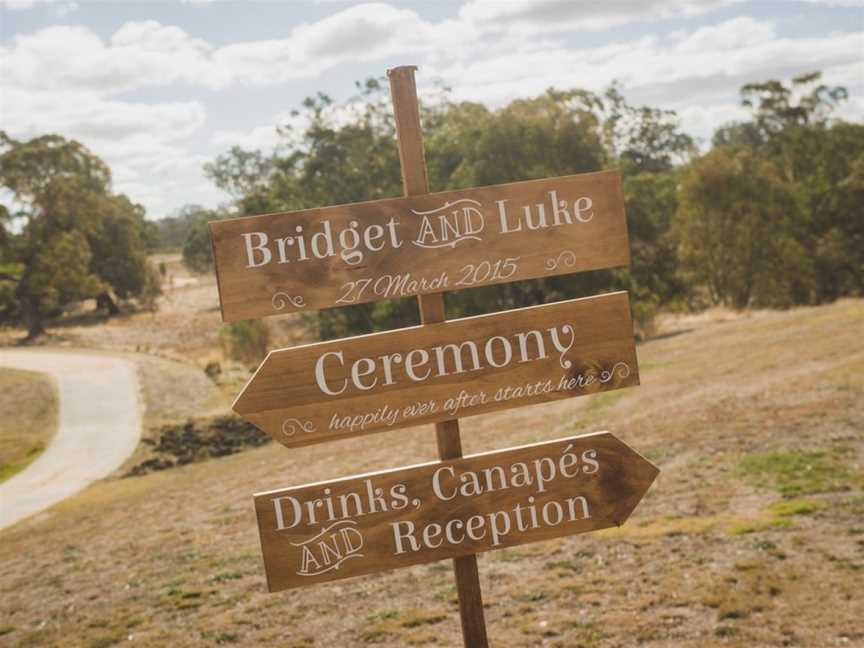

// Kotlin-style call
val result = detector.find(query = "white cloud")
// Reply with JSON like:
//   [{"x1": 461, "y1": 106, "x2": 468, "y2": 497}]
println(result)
[
  {"x1": 213, "y1": 3, "x2": 465, "y2": 85},
  {"x1": 1, "y1": 2, "x2": 861, "y2": 218},
  {"x1": 458, "y1": 0, "x2": 742, "y2": 33},
  {"x1": 211, "y1": 122, "x2": 286, "y2": 152},
  {"x1": 209, "y1": 101, "x2": 370, "y2": 153},
  {"x1": 1, "y1": 22, "x2": 228, "y2": 93},
  {"x1": 3, "y1": 6, "x2": 858, "y2": 105},
  {"x1": 672, "y1": 16, "x2": 776, "y2": 52},
  {"x1": 97, "y1": 135, "x2": 219, "y2": 214},
  {"x1": 821, "y1": 59, "x2": 864, "y2": 87},
  {"x1": 836, "y1": 94, "x2": 864, "y2": 122},
  {"x1": 432, "y1": 17, "x2": 862, "y2": 109},
  {"x1": 1, "y1": 0, "x2": 77, "y2": 14},
  {"x1": 796, "y1": 0, "x2": 864, "y2": 6},
  {"x1": 0, "y1": 5, "x2": 476, "y2": 95},
  {"x1": 676, "y1": 103, "x2": 750, "y2": 146},
  {"x1": 1, "y1": 86, "x2": 205, "y2": 142}
]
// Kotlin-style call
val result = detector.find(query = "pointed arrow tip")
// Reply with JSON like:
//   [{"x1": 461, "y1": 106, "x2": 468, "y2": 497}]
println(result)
[
  {"x1": 232, "y1": 353, "x2": 272, "y2": 415},
  {"x1": 609, "y1": 439, "x2": 661, "y2": 527}
]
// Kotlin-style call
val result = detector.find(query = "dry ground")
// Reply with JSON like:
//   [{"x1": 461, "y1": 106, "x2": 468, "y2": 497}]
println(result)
[
  {"x1": 0, "y1": 298, "x2": 861, "y2": 647},
  {"x1": 0, "y1": 368, "x2": 58, "y2": 483},
  {"x1": 0, "y1": 255, "x2": 311, "y2": 371}
]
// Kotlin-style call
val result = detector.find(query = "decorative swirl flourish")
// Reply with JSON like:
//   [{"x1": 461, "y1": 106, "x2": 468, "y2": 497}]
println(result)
[
  {"x1": 599, "y1": 362, "x2": 631, "y2": 383},
  {"x1": 290, "y1": 520, "x2": 360, "y2": 546},
  {"x1": 272, "y1": 292, "x2": 306, "y2": 310},
  {"x1": 412, "y1": 235, "x2": 481, "y2": 250},
  {"x1": 556, "y1": 324, "x2": 576, "y2": 369},
  {"x1": 545, "y1": 250, "x2": 577, "y2": 272},
  {"x1": 410, "y1": 198, "x2": 481, "y2": 216},
  {"x1": 281, "y1": 418, "x2": 316, "y2": 437}
]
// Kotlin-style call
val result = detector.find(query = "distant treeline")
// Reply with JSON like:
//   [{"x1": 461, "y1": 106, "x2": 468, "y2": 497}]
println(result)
[
  {"x1": 183, "y1": 71, "x2": 862, "y2": 339},
  {"x1": 2, "y1": 72, "x2": 861, "y2": 341}
]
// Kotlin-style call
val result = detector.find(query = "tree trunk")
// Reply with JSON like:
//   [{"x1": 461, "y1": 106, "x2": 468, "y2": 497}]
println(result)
[
  {"x1": 21, "y1": 297, "x2": 45, "y2": 341},
  {"x1": 97, "y1": 291, "x2": 120, "y2": 315}
]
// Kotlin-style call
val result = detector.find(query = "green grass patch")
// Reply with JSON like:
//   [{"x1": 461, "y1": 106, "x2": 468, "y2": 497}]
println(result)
[
  {"x1": 568, "y1": 621, "x2": 606, "y2": 644},
  {"x1": 767, "y1": 499, "x2": 822, "y2": 517},
  {"x1": 434, "y1": 585, "x2": 458, "y2": 604},
  {"x1": 215, "y1": 632, "x2": 240, "y2": 644},
  {"x1": 0, "y1": 442, "x2": 45, "y2": 480},
  {"x1": 209, "y1": 571, "x2": 243, "y2": 583},
  {"x1": 545, "y1": 559, "x2": 579, "y2": 573},
  {"x1": 0, "y1": 368, "x2": 57, "y2": 485},
  {"x1": 88, "y1": 636, "x2": 122, "y2": 648},
  {"x1": 642, "y1": 445, "x2": 677, "y2": 462},
  {"x1": 491, "y1": 549, "x2": 529, "y2": 562},
  {"x1": 570, "y1": 389, "x2": 628, "y2": 429},
  {"x1": 737, "y1": 450, "x2": 861, "y2": 496},
  {"x1": 584, "y1": 390, "x2": 625, "y2": 413},
  {"x1": 0, "y1": 461, "x2": 26, "y2": 482},
  {"x1": 729, "y1": 518, "x2": 792, "y2": 535},
  {"x1": 517, "y1": 590, "x2": 548, "y2": 603},
  {"x1": 400, "y1": 612, "x2": 446, "y2": 628},
  {"x1": 359, "y1": 628, "x2": 391, "y2": 643},
  {"x1": 366, "y1": 610, "x2": 399, "y2": 622}
]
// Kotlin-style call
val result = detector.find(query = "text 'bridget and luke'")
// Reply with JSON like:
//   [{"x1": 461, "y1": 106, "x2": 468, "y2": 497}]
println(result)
[{"x1": 210, "y1": 170, "x2": 628, "y2": 320}]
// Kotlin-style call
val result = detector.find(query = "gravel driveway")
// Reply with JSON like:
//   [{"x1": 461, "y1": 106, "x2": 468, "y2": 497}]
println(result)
[{"x1": 0, "y1": 350, "x2": 141, "y2": 529}]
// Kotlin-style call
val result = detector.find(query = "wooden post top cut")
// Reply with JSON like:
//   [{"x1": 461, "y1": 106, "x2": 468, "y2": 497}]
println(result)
[
  {"x1": 209, "y1": 170, "x2": 629, "y2": 321},
  {"x1": 234, "y1": 291, "x2": 639, "y2": 448},
  {"x1": 254, "y1": 431, "x2": 659, "y2": 592}
]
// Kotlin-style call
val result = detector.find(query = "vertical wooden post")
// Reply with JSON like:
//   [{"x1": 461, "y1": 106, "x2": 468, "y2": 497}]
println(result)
[{"x1": 388, "y1": 65, "x2": 490, "y2": 648}]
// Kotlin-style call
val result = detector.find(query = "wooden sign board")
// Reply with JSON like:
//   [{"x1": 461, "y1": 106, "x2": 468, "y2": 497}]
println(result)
[
  {"x1": 234, "y1": 291, "x2": 639, "y2": 448},
  {"x1": 254, "y1": 431, "x2": 658, "y2": 592},
  {"x1": 209, "y1": 170, "x2": 628, "y2": 321}
]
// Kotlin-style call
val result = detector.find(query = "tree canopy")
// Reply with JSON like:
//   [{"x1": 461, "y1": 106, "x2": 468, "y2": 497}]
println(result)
[
  {"x1": 689, "y1": 72, "x2": 862, "y2": 307},
  {"x1": 198, "y1": 71, "x2": 862, "y2": 338},
  {"x1": 203, "y1": 80, "x2": 704, "y2": 339},
  {"x1": 0, "y1": 132, "x2": 158, "y2": 338},
  {"x1": 8, "y1": 69, "x2": 857, "y2": 341}
]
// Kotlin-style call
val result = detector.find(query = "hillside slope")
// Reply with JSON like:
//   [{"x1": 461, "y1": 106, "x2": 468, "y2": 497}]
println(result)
[{"x1": 0, "y1": 300, "x2": 862, "y2": 647}]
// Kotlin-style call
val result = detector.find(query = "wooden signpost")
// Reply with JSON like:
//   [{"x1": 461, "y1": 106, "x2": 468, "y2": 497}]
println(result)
[
  {"x1": 208, "y1": 65, "x2": 658, "y2": 648},
  {"x1": 255, "y1": 432, "x2": 657, "y2": 593}
]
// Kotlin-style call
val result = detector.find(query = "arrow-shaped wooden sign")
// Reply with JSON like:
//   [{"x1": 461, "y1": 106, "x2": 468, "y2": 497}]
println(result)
[
  {"x1": 254, "y1": 431, "x2": 658, "y2": 592},
  {"x1": 234, "y1": 291, "x2": 639, "y2": 448}
]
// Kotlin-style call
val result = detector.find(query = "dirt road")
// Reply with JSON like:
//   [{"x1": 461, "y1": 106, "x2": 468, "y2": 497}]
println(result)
[{"x1": 0, "y1": 350, "x2": 141, "y2": 529}]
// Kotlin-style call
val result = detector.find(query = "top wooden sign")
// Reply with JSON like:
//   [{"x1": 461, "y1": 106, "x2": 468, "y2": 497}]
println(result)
[{"x1": 209, "y1": 170, "x2": 628, "y2": 321}]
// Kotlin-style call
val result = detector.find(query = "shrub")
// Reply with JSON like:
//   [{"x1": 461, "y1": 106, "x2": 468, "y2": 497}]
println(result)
[{"x1": 219, "y1": 320, "x2": 270, "y2": 365}]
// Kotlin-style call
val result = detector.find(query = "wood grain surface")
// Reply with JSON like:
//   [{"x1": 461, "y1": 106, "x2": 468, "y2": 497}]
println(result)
[
  {"x1": 388, "y1": 64, "x2": 489, "y2": 647},
  {"x1": 209, "y1": 170, "x2": 628, "y2": 321},
  {"x1": 234, "y1": 292, "x2": 638, "y2": 448},
  {"x1": 254, "y1": 431, "x2": 659, "y2": 592}
]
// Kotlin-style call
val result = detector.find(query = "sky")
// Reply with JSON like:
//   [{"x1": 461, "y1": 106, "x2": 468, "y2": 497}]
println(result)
[{"x1": 1, "y1": 0, "x2": 862, "y2": 220}]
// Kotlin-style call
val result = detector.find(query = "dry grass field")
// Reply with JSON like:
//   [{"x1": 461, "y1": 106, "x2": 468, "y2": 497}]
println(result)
[
  {"x1": 0, "y1": 296, "x2": 862, "y2": 648},
  {"x1": 15, "y1": 255, "x2": 312, "y2": 370},
  {"x1": 0, "y1": 368, "x2": 58, "y2": 483}
]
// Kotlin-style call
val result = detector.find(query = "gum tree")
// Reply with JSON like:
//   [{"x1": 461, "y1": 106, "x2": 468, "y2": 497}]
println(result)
[{"x1": 0, "y1": 132, "x2": 156, "y2": 338}]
